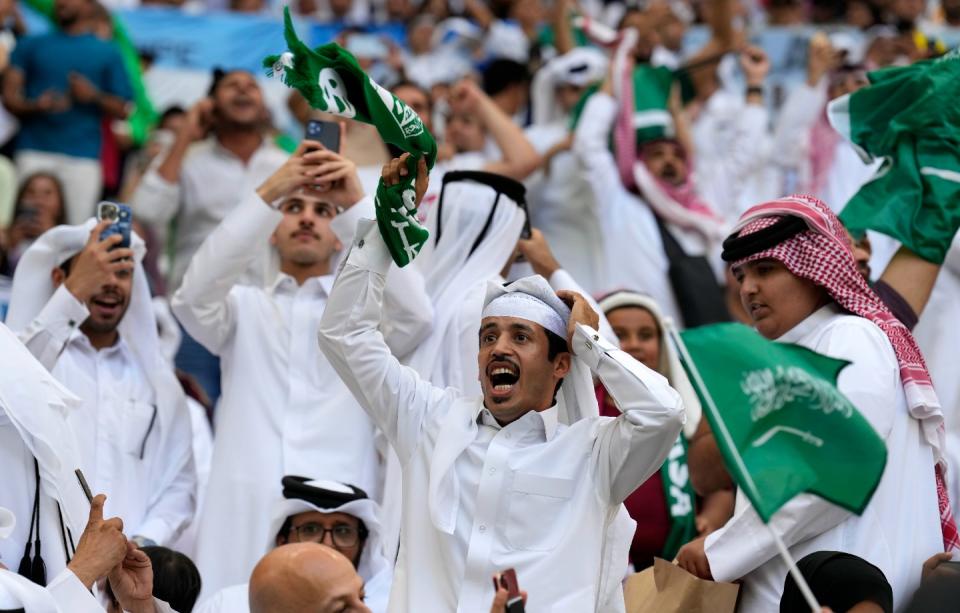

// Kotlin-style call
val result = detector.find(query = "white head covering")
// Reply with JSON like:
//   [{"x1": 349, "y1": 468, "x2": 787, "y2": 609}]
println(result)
[
  {"x1": 264, "y1": 480, "x2": 389, "y2": 584},
  {"x1": 5, "y1": 220, "x2": 191, "y2": 510},
  {"x1": 598, "y1": 291, "x2": 702, "y2": 438},
  {"x1": 531, "y1": 47, "x2": 608, "y2": 125},
  {"x1": 408, "y1": 181, "x2": 526, "y2": 393},
  {"x1": 481, "y1": 275, "x2": 599, "y2": 425}
]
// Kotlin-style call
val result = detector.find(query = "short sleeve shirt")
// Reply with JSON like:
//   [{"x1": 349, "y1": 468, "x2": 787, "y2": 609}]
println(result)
[{"x1": 11, "y1": 32, "x2": 132, "y2": 159}]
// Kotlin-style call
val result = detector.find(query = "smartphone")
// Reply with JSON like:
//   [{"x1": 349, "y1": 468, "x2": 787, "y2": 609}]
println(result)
[
  {"x1": 306, "y1": 119, "x2": 341, "y2": 153},
  {"x1": 75, "y1": 469, "x2": 93, "y2": 503},
  {"x1": 492, "y1": 568, "x2": 525, "y2": 613},
  {"x1": 97, "y1": 201, "x2": 132, "y2": 249}
]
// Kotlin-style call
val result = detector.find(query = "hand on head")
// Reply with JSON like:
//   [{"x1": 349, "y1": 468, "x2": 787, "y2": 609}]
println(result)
[
  {"x1": 258, "y1": 140, "x2": 363, "y2": 209},
  {"x1": 556, "y1": 289, "x2": 600, "y2": 350}
]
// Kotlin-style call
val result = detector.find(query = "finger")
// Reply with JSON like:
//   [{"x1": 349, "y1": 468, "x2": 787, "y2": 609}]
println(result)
[
  {"x1": 295, "y1": 140, "x2": 320, "y2": 156},
  {"x1": 313, "y1": 166, "x2": 353, "y2": 184},
  {"x1": 106, "y1": 248, "x2": 135, "y2": 263},
  {"x1": 103, "y1": 517, "x2": 124, "y2": 533},
  {"x1": 415, "y1": 157, "x2": 429, "y2": 203},
  {"x1": 89, "y1": 220, "x2": 112, "y2": 245},
  {"x1": 303, "y1": 149, "x2": 342, "y2": 163},
  {"x1": 89, "y1": 494, "x2": 106, "y2": 522},
  {"x1": 94, "y1": 233, "x2": 124, "y2": 251},
  {"x1": 306, "y1": 160, "x2": 349, "y2": 176}
]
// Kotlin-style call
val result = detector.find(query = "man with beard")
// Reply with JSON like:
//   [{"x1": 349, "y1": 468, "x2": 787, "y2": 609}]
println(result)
[
  {"x1": 173, "y1": 143, "x2": 430, "y2": 598},
  {"x1": 131, "y1": 68, "x2": 287, "y2": 402},
  {"x1": 2, "y1": 0, "x2": 131, "y2": 224},
  {"x1": 5, "y1": 219, "x2": 196, "y2": 551}
]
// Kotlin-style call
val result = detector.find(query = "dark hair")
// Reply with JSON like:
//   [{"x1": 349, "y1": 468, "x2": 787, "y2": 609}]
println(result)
[
  {"x1": 140, "y1": 547, "x2": 202, "y2": 613},
  {"x1": 207, "y1": 67, "x2": 254, "y2": 96},
  {"x1": 159, "y1": 105, "x2": 186, "y2": 129},
  {"x1": 391, "y1": 80, "x2": 432, "y2": 110},
  {"x1": 14, "y1": 172, "x2": 67, "y2": 226},
  {"x1": 546, "y1": 329, "x2": 568, "y2": 397},
  {"x1": 482, "y1": 59, "x2": 530, "y2": 97}
]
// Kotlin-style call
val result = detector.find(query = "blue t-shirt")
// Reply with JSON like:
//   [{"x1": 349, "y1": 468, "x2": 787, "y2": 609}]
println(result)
[{"x1": 11, "y1": 31, "x2": 132, "y2": 159}]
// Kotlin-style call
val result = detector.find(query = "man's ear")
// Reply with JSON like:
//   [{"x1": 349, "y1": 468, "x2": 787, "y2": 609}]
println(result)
[
  {"x1": 51, "y1": 267, "x2": 66, "y2": 288},
  {"x1": 553, "y1": 352, "x2": 572, "y2": 380}
]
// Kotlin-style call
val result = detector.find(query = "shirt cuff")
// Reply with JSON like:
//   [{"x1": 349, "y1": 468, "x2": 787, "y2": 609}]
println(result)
[
  {"x1": 547, "y1": 269, "x2": 576, "y2": 292},
  {"x1": 570, "y1": 323, "x2": 616, "y2": 369},
  {"x1": 331, "y1": 195, "x2": 374, "y2": 243},
  {"x1": 48, "y1": 568, "x2": 101, "y2": 611},
  {"x1": 344, "y1": 219, "x2": 393, "y2": 276},
  {"x1": 235, "y1": 190, "x2": 284, "y2": 228},
  {"x1": 38, "y1": 284, "x2": 91, "y2": 331}
]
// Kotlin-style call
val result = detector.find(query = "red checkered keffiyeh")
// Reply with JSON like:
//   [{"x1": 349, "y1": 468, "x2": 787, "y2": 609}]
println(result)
[{"x1": 729, "y1": 193, "x2": 960, "y2": 552}]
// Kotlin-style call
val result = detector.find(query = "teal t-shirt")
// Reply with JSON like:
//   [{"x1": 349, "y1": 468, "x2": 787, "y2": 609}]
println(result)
[{"x1": 11, "y1": 31, "x2": 132, "y2": 159}]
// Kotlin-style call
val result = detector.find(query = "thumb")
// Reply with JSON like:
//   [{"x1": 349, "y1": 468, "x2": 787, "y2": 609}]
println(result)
[
  {"x1": 89, "y1": 494, "x2": 106, "y2": 523},
  {"x1": 89, "y1": 220, "x2": 110, "y2": 246}
]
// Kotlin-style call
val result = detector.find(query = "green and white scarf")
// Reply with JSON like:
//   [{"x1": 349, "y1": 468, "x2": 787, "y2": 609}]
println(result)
[
  {"x1": 660, "y1": 434, "x2": 697, "y2": 561},
  {"x1": 264, "y1": 8, "x2": 438, "y2": 267}
]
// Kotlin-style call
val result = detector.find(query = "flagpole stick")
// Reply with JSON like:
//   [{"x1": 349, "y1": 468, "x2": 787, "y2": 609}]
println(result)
[
  {"x1": 768, "y1": 524, "x2": 821, "y2": 613},
  {"x1": 667, "y1": 326, "x2": 821, "y2": 613}
]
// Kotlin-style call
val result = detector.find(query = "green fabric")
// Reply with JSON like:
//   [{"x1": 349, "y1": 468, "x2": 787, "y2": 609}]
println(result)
[
  {"x1": 273, "y1": 132, "x2": 298, "y2": 154},
  {"x1": 659, "y1": 434, "x2": 697, "y2": 561},
  {"x1": 630, "y1": 64, "x2": 674, "y2": 145},
  {"x1": 23, "y1": 0, "x2": 157, "y2": 146},
  {"x1": 264, "y1": 7, "x2": 437, "y2": 267},
  {"x1": 830, "y1": 49, "x2": 960, "y2": 264},
  {"x1": 677, "y1": 323, "x2": 887, "y2": 523}
]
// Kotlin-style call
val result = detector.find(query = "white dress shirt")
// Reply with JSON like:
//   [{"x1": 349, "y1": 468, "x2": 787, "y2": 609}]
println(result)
[
  {"x1": 704, "y1": 304, "x2": 942, "y2": 612},
  {"x1": 17, "y1": 288, "x2": 196, "y2": 545},
  {"x1": 174, "y1": 192, "x2": 432, "y2": 598},
  {"x1": 130, "y1": 136, "x2": 288, "y2": 293},
  {"x1": 317, "y1": 226, "x2": 685, "y2": 612}
]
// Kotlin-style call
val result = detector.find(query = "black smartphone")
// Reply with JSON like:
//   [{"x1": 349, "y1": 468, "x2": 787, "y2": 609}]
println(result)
[
  {"x1": 306, "y1": 119, "x2": 341, "y2": 153},
  {"x1": 75, "y1": 468, "x2": 93, "y2": 503},
  {"x1": 492, "y1": 568, "x2": 525, "y2": 613}
]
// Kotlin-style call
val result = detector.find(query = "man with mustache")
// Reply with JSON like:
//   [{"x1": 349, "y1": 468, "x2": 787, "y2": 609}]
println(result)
[
  {"x1": 5, "y1": 220, "x2": 197, "y2": 553},
  {"x1": 131, "y1": 68, "x2": 289, "y2": 405},
  {"x1": 172, "y1": 143, "x2": 431, "y2": 600},
  {"x1": 318, "y1": 155, "x2": 685, "y2": 611}
]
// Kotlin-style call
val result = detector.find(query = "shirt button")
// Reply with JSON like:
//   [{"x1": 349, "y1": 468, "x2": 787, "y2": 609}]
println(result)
[
  {"x1": 593, "y1": 334, "x2": 600, "y2": 341},
  {"x1": 68, "y1": 320, "x2": 76, "y2": 327},
  {"x1": 489, "y1": 467, "x2": 496, "y2": 475},
  {"x1": 504, "y1": 433, "x2": 511, "y2": 439},
  {"x1": 358, "y1": 239, "x2": 365, "y2": 248},
  {"x1": 585, "y1": 341, "x2": 593, "y2": 350},
  {"x1": 479, "y1": 525, "x2": 486, "y2": 533}
]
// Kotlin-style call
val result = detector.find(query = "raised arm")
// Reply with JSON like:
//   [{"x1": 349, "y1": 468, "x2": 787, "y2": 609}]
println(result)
[
  {"x1": 317, "y1": 156, "x2": 454, "y2": 462},
  {"x1": 449, "y1": 80, "x2": 541, "y2": 181},
  {"x1": 558, "y1": 292, "x2": 684, "y2": 506},
  {"x1": 171, "y1": 142, "x2": 328, "y2": 354}
]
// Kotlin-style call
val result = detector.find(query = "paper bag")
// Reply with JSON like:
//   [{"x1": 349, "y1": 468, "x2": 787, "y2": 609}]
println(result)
[{"x1": 624, "y1": 558, "x2": 739, "y2": 613}]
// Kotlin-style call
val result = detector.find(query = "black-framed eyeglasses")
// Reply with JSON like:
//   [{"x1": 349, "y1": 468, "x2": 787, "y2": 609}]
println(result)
[
  {"x1": 290, "y1": 522, "x2": 367, "y2": 548},
  {"x1": 435, "y1": 170, "x2": 532, "y2": 257}
]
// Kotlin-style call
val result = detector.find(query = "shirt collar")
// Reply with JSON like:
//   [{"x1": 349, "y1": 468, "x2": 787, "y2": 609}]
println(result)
[
  {"x1": 69, "y1": 329, "x2": 132, "y2": 357},
  {"x1": 477, "y1": 404, "x2": 560, "y2": 441},
  {"x1": 776, "y1": 302, "x2": 842, "y2": 345},
  {"x1": 268, "y1": 272, "x2": 335, "y2": 297}
]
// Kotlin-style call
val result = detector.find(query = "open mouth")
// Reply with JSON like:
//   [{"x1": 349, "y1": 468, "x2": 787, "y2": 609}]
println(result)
[
  {"x1": 487, "y1": 362, "x2": 520, "y2": 397},
  {"x1": 92, "y1": 296, "x2": 121, "y2": 317}
]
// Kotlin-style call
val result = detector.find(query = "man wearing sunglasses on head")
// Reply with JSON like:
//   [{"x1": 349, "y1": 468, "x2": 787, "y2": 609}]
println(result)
[{"x1": 194, "y1": 477, "x2": 392, "y2": 613}]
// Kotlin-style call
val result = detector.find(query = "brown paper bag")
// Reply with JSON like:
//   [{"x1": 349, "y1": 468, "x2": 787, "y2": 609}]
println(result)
[{"x1": 623, "y1": 558, "x2": 740, "y2": 613}]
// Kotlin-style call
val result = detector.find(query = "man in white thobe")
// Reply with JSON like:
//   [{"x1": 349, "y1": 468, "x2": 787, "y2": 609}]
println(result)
[
  {"x1": 195, "y1": 478, "x2": 392, "y2": 613},
  {"x1": 5, "y1": 221, "x2": 196, "y2": 550},
  {"x1": 174, "y1": 143, "x2": 431, "y2": 599},
  {"x1": 318, "y1": 159, "x2": 685, "y2": 612}
]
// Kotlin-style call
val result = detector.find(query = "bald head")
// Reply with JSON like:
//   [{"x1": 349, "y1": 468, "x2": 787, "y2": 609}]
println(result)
[{"x1": 249, "y1": 543, "x2": 369, "y2": 613}]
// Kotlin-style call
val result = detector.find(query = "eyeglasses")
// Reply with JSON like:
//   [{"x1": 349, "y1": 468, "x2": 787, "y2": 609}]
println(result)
[{"x1": 290, "y1": 522, "x2": 363, "y2": 548}]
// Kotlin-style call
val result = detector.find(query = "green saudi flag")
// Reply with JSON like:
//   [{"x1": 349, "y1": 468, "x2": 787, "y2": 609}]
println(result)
[
  {"x1": 673, "y1": 323, "x2": 887, "y2": 523},
  {"x1": 828, "y1": 49, "x2": 960, "y2": 264},
  {"x1": 264, "y1": 8, "x2": 437, "y2": 267}
]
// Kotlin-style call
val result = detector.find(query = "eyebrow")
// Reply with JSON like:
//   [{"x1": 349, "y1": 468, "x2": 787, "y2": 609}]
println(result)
[{"x1": 508, "y1": 322, "x2": 536, "y2": 335}]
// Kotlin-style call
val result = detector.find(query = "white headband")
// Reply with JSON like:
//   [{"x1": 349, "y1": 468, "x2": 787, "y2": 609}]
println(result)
[{"x1": 481, "y1": 292, "x2": 567, "y2": 339}]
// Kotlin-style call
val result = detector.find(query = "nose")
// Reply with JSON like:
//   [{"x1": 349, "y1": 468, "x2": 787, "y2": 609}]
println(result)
[
  {"x1": 738, "y1": 271, "x2": 758, "y2": 301},
  {"x1": 319, "y1": 530, "x2": 335, "y2": 547},
  {"x1": 491, "y1": 336, "x2": 514, "y2": 356}
]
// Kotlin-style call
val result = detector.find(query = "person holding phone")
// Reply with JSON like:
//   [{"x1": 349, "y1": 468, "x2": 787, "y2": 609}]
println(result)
[
  {"x1": 172, "y1": 142, "x2": 431, "y2": 599},
  {"x1": 130, "y1": 69, "x2": 288, "y2": 403},
  {"x1": 4, "y1": 218, "x2": 197, "y2": 555},
  {"x1": 318, "y1": 155, "x2": 684, "y2": 611}
]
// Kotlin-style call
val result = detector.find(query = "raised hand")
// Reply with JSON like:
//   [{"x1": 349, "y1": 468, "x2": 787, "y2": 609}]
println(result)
[
  {"x1": 67, "y1": 494, "x2": 128, "y2": 589},
  {"x1": 63, "y1": 220, "x2": 134, "y2": 304}
]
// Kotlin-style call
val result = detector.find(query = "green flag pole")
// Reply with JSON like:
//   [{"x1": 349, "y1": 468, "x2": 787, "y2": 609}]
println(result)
[{"x1": 666, "y1": 326, "x2": 822, "y2": 613}]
